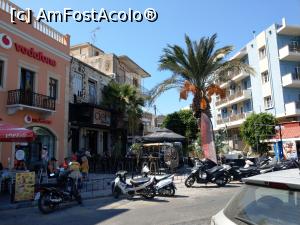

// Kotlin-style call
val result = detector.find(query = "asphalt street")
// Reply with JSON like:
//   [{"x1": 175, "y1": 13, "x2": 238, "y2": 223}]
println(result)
[{"x1": 0, "y1": 181, "x2": 242, "y2": 225}]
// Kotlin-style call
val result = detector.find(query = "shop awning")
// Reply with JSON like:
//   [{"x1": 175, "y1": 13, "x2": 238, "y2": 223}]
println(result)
[
  {"x1": 0, "y1": 122, "x2": 35, "y2": 142},
  {"x1": 270, "y1": 122, "x2": 300, "y2": 141},
  {"x1": 141, "y1": 128, "x2": 186, "y2": 143}
]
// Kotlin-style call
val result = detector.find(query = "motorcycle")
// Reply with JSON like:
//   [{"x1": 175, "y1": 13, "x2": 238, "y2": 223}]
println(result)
[
  {"x1": 35, "y1": 170, "x2": 82, "y2": 214},
  {"x1": 111, "y1": 167, "x2": 156, "y2": 199},
  {"x1": 185, "y1": 159, "x2": 229, "y2": 187},
  {"x1": 142, "y1": 167, "x2": 176, "y2": 196},
  {"x1": 225, "y1": 158, "x2": 278, "y2": 181},
  {"x1": 154, "y1": 174, "x2": 176, "y2": 196}
]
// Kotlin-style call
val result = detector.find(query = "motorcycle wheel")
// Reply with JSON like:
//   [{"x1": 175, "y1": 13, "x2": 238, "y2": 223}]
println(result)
[
  {"x1": 142, "y1": 186, "x2": 156, "y2": 199},
  {"x1": 185, "y1": 176, "x2": 195, "y2": 188},
  {"x1": 38, "y1": 192, "x2": 56, "y2": 214},
  {"x1": 215, "y1": 175, "x2": 228, "y2": 187},
  {"x1": 113, "y1": 186, "x2": 121, "y2": 199},
  {"x1": 167, "y1": 186, "x2": 176, "y2": 196}
]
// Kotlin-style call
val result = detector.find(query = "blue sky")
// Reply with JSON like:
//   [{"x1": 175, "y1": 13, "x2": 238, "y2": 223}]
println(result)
[{"x1": 13, "y1": 0, "x2": 300, "y2": 115}]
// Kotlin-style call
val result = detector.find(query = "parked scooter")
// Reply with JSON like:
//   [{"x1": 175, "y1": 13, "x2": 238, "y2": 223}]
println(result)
[
  {"x1": 225, "y1": 157, "x2": 279, "y2": 182},
  {"x1": 185, "y1": 159, "x2": 229, "y2": 187},
  {"x1": 111, "y1": 167, "x2": 156, "y2": 199},
  {"x1": 35, "y1": 170, "x2": 82, "y2": 214},
  {"x1": 142, "y1": 166, "x2": 176, "y2": 196}
]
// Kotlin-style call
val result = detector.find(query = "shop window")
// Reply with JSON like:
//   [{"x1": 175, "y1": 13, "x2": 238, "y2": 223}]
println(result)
[
  {"x1": 264, "y1": 96, "x2": 273, "y2": 109},
  {"x1": 261, "y1": 71, "x2": 269, "y2": 84},
  {"x1": 49, "y1": 78, "x2": 58, "y2": 100},
  {"x1": 0, "y1": 59, "x2": 3, "y2": 88},
  {"x1": 259, "y1": 46, "x2": 266, "y2": 60}
]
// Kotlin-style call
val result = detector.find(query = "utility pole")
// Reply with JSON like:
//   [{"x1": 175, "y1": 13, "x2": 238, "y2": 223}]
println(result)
[{"x1": 154, "y1": 105, "x2": 157, "y2": 127}]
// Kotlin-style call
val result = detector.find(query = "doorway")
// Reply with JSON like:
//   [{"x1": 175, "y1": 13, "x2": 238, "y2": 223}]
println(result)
[{"x1": 86, "y1": 130, "x2": 98, "y2": 156}]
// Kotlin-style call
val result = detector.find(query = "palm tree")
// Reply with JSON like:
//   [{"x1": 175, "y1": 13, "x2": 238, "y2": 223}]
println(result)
[
  {"x1": 149, "y1": 34, "x2": 254, "y2": 121},
  {"x1": 102, "y1": 81, "x2": 144, "y2": 136}
]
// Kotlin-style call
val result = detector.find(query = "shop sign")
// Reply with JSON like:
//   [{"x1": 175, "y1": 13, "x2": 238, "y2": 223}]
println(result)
[
  {"x1": 93, "y1": 109, "x2": 111, "y2": 126},
  {"x1": 14, "y1": 172, "x2": 35, "y2": 202},
  {"x1": 14, "y1": 43, "x2": 56, "y2": 67},
  {"x1": 24, "y1": 114, "x2": 51, "y2": 124},
  {"x1": 0, "y1": 33, "x2": 12, "y2": 49}
]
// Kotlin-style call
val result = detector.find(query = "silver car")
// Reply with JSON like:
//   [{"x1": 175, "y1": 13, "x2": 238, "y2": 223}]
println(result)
[{"x1": 211, "y1": 168, "x2": 300, "y2": 225}]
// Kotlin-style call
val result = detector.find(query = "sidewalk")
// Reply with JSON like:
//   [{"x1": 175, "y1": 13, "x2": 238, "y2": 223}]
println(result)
[{"x1": 0, "y1": 173, "x2": 115, "y2": 211}]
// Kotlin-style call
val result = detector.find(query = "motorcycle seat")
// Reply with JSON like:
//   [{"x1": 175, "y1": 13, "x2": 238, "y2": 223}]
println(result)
[
  {"x1": 206, "y1": 166, "x2": 223, "y2": 174},
  {"x1": 240, "y1": 166, "x2": 257, "y2": 172},
  {"x1": 130, "y1": 177, "x2": 150, "y2": 185},
  {"x1": 155, "y1": 175, "x2": 172, "y2": 182}
]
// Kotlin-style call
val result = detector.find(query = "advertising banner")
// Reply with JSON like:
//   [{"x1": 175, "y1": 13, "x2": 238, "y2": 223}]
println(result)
[{"x1": 14, "y1": 172, "x2": 35, "y2": 202}]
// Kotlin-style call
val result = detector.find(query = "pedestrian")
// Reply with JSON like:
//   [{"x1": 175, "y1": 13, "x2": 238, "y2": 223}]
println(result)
[{"x1": 81, "y1": 156, "x2": 89, "y2": 180}]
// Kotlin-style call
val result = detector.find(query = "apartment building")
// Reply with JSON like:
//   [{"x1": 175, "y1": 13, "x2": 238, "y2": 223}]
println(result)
[
  {"x1": 70, "y1": 43, "x2": 151, "y2": 153},
  {"x1": 68, "y1": 57, "x2": 112, "y2": 157},
  {"x1": 70, "y1": 43, "x2": 150, "y2": 96},
  {"x1": 0, "y1": 0, "x2": 70, "y2": 168},
  {"x1": 211, "y1": 18, "x2": 300, "y2": 154}
]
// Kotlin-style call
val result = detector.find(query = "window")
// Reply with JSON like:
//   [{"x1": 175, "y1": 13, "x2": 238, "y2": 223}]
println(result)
[
  {"x1": 49, "y1": 78, "x2": 58, "y2": 99},
  {"x1": 261, "y1": 71, "x2": 269, "y2": 84},
  {"x1": 20, "y1": 68, "x2": 35, "y2": 91},
  {"x1": 72, "y1": 72, "x2": 83, "y2": 96},
  {"x1": 133, "y1": 78, "x2": 139, "y2": 88},
  {"x1": 88, "y1": 80, "x2": 97, "y2": 104},
  {"x1": 259, "y1": 46, "x2": 266, "y2": 59},
  {"x1": 0, "y1": 60, "x2": 3, "y2": 87},
  {"x1": 264, "y1": 96, "x2": 272, "y2": 109}
]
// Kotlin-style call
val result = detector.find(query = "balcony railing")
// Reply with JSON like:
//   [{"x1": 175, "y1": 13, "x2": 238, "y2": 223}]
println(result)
[
  {"x1": 215, "y1": 90, "x2": 249, "y2": 106},
  {"x1": 0, "y1": 0, "x2": 69, "y2": 46},
  {"x1": 289, "y1": 44, "x2": 300, "y2": 53},
  {"x1": 216, "y1": 113, "x2": 248, "y2": 125},
  {"x1": 7, "y1": 89, "x2": 55, "y2": 111},
  {"x1": 292, "y1": 72, "x2": 300, "y2": 80}
]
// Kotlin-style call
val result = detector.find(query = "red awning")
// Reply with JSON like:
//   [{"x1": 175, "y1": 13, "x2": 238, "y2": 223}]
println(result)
[
  {"x1": 274, "y1": 122, "x2": 300, "y2": 140},
  {"x1": 0, "y1": 122, "x2": 35, "y2": 142}
]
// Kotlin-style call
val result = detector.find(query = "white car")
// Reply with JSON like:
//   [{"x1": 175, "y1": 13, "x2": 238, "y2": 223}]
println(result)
[{"x1": 211, "y1": 168, "x2": 300, "y2": 225}]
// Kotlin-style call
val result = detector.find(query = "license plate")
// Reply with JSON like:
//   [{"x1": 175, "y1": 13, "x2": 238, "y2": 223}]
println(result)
[{"x1": 34, "y1": 192, "x2": 40, "y2": 200}]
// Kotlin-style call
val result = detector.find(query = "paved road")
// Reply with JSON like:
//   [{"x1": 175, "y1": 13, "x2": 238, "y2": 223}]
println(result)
[{"x1": 0, "y1": 182, "x2": 242, "y2": 225}]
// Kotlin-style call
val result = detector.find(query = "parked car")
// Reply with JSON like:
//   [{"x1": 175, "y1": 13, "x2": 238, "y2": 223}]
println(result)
[{"x1": 211, "y1": 168, "x2": 300, "y2": 225}]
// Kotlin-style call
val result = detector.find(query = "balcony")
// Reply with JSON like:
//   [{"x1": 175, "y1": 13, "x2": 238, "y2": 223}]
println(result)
[
  {"x1": 279, "y1": 44, "x2": 300, "y2": 61},
  {"x1": 216, "y1": 112, "x2": 251, "y2": 129},
  {"x1": 6, "y1": 89, "x2": 55, "y2": 115},
  {"x1": 215, "y1": 90, "x2": 251, "y2": 108},
  {"x1": 0, "y1": 0, "x2": 69, "y2": 46},
  {"x1": 219, "y1": 70, "x2": 249, "y2": 88},
  {"x1": 285, "y1": 101, "x2": 300, "y2": 116},
  {"x1": 282, "y1": 72, "x2": 300, "y2": 87},
  {"x1": 69, "y1": 103, "x2": 111, "y2": 127}
]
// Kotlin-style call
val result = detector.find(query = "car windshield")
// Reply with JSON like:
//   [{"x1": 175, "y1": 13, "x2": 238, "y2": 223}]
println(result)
[{"x1": 224, "y1": 184, "x2": 300, "y2": 225}]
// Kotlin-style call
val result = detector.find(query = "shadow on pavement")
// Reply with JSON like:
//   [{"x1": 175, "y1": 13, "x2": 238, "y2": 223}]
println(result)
[{"x1": 190, "y1": 184, "x2": 241, "y2": 189}]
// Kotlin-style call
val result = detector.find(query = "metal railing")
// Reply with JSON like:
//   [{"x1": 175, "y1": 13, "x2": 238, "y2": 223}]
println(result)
[
  {"x1": 217, "y1": 113, "x2": 248, "y2": 125},
  {"x1": 289, "y1": 44, "x2": 300, "y2": 53},
  {"x1": 7, "y1": 89, "x2": 56, "y2": 111},
  {"x1": 216, "y1": 90, "x2": 247, "y2": 106},
  {"x1": 0, "y1": 0, "x2": 68, "y2": 46}
]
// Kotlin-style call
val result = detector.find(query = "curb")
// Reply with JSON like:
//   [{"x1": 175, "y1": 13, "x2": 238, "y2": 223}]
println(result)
[{"x1": 0, "y1": 192, "x2": 112, "y2": 211}]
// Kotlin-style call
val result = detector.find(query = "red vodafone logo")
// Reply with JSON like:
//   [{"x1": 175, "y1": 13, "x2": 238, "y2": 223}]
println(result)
[{"x1": 0, "y1": 33, "x2": 12, "y2": 49}]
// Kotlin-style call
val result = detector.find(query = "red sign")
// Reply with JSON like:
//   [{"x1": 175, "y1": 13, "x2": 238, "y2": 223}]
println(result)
[
  {"x1": 0, "y1": 33, "x2": 12, "y2": 49},
  {"x1": 32, "y1": 118, "x2": 51, "y2": 124},
  {"x1": 14, "y1": 43, "x2": 56, "y2": 67}
]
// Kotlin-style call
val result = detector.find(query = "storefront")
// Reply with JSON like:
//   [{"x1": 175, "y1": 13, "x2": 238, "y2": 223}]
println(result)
[{"x1": 0, "y1": 2, "x2": 70, "y2": 168}]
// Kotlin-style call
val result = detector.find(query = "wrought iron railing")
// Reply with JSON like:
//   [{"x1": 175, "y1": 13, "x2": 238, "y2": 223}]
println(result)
[{"x1": 7, "y1": 89, "x2": 56, "y2": 111}]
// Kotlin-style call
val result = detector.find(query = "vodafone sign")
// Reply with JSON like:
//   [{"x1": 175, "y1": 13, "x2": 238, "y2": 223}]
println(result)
[{"x1": 0, "y1": 33, "x2": 12, "y2": 49}]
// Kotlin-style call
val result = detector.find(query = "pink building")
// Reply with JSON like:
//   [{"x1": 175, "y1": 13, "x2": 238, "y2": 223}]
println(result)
[{"x1": 0, "y1": 1, "x2": 70, "y2": 168}]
